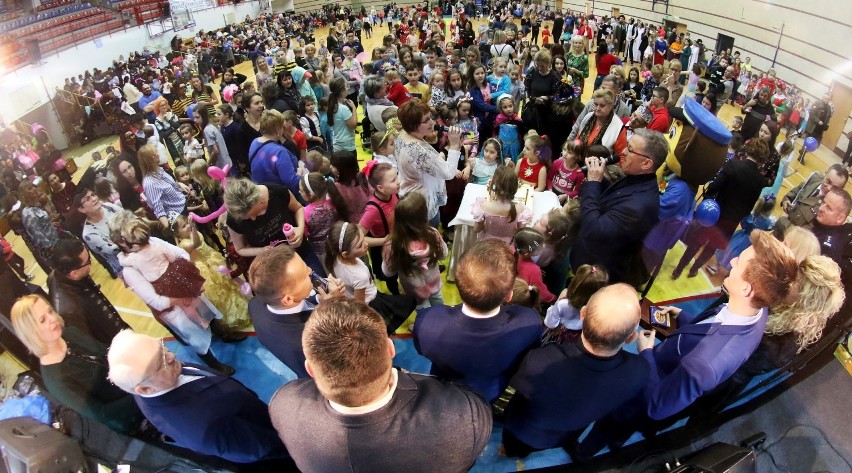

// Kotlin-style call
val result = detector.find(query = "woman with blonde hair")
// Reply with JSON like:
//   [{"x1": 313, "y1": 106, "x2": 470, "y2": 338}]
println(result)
[
  {"x1": 10, "y1": 295, "x2": 145, "y2": 434},
  {"x1": 255, "y1": 55, "x2": 273, "y2": 88},
  {"x1": 573, "y1": 88, "x2": 628, "y2": 160},
  {"x1": 740, "y1": 255, "x2": 844, "y2": 375},
  {"x1": 782, "y1": 226, "x2": 821, "y2": 263}
]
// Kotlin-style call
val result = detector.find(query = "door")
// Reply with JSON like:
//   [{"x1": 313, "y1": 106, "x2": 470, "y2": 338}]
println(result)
[
  {"x1": 825, "y1": 81, "x2": 852, "y2": 157},
  {"x1": 612, "y1": 7, "x2": 620, "y2": 18},
  {"x1": 716, "y1": 33, "x2": 735, "y2": 54}
]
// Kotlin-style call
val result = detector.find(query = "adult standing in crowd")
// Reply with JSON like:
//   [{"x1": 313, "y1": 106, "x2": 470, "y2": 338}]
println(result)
[
  {"x1": 593, "y1": 43, "x2": 618, "y2": 91},
  {"x1": 189, "y1": 75, "x2": 219, "y2": 119},
  {"x1": 672, "y1": 139, "x2": 769, "y2": 279},
  {"x1": 565, "y1": 35, "x2": 590, "y2": 97},
  {"x1": 48, "y1": 239, "x2": 130, "y2": 345},
  {"x1": 234, "y1": 92, "x2": 265, "y2": 178},
  {"x1": 365, "y1": 76, "x2": 395, "y2": 132},
  {"x1": 11, "y1": 295, "x2": 145, "y2": 435},
  {"x1": 137, "y1": 144, "x2": 186, "y2": 234},
  {"x1": 580, "y1": 231, "x2": 798, "y2": 456},
  {"x1": 570, "y1": 129, "x2": 669, "y2": 286},
  {"x1": 502, "y1": 284, "x2": 649, "y2": 458},
  {"x1": 569, "y1": 75, "x2": 630, "y2": 141},
  {"x1": 523, "y1": 50, "x2": 560, "y2": 135},
  {"x1": 110, "y1": 155, "x2": 148, "y2": 215},
  {"x1": 395, "y1": 100, "x2": 462, "y2": 227},
  {"x1": 19, "y1": 181, "x2": 61, "y2": 273},
  {"x1": 107, "y1": 330, "x2": 290, "y2": 464},
  {"x1": 572, "y1": 89, "x2": 628, "y2": 160},
  {"x1": 152, "y1": 98, "x2": 184, "y2": 165},
  {"x1": 327, "y1": 77, "x2": 358, "y2": 153},
  {"x1": 223, "y1": 178, "x2": 324, "y2": 275},
  {"x1": 268, "y1": 297, "x2": 492, "y2": 472},
  {"x1": 809, "y1": 188, "x2": 852, "y2": 266},
  {"x1": 248, "y1": 109, "x2": 302, "y2": 200},
  {"x1": 459, "y1": 20, "x2": 476, "y2": 48},
  {"x1": 77, "y1": 186, "x2": 124, "y2": 278},
  {"x1": 805, "y1": 93, "x2": 833, "y2": 144}
]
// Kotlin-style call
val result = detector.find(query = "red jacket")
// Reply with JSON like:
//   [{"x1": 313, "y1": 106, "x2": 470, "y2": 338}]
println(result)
[
  {"x1": 387, "y1": 81, "x2": 413, "y2": 107},
  {"x1": 647, "y1": 105, "x2": 671, "y2": 133}
]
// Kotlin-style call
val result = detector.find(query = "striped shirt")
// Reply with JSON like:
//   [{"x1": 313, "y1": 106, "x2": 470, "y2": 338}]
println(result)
[{"x1": 142, "y1": 170, "x2": 186, "y2": 218}]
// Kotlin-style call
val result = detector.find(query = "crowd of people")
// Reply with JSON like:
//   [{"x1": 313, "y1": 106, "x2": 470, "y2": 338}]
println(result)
[{"x1": 0, "y1": 0, "x2": 850, "y2": 470}]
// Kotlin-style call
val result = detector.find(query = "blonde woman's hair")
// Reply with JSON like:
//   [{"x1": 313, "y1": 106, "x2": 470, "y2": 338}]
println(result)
[
  {"x1": 765, "y1": 255, "x2": 844, "y2": 353},
  {"x1": 591, "y1": 88, "x2": 616, "y2": 105},
  {"x1": 136, "y1": 144, "x2": 160, "y2": 177},
  {"x1": 11, "y1": 294, "x2": 64, "y2": 358},
  {"x1": 783, "y1": 226, "x2": 821, "y2": 263},
  {"x1": 258, "y1": 109, "x2": 285, "y2": 135},
  {"x1": 223, "y1": 178, "x2": 261, "y2": 220}
]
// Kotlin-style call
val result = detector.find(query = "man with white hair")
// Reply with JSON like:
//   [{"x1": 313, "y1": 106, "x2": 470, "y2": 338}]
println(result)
[{"x1": 107, "y1": 330, "x2": 289, "y2": 464}]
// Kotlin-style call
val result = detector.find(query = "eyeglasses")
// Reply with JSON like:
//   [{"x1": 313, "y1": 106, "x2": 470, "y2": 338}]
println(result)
[
  {"x1": 74, "y1": 252, "x2": 92, "y2": 271},
  {"x1": 137, "y1": 340, "x2": 170, "y2": 387},
  {"x1": 420, "y1": 116, "x2": 434, "y2": 124},
  {"x1": 627, "y1": 145, "x2": 653, "y2": 161},
  {"x1": 82, "y1": 193, "x2": 99, "y2": 202}
]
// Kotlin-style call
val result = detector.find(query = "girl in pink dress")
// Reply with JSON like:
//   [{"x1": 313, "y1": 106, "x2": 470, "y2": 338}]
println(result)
[
  {"x1": 299, "y1": 172, "x2": 350, "y2": 268},
  {"x1": 472, "y1": 165, "x2": 532, "y2": 243}
]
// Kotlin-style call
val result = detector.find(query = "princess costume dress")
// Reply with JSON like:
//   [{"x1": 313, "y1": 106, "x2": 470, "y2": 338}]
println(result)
[
  {"x1": 186, "y1": 239, "x2": 251, "y2": 329},
  {"x1": 471, "y1": 197, "x2": 533, "y2": 243}
]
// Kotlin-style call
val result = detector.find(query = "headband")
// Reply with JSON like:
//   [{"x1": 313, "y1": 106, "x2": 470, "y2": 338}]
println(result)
[
  {"x1": 303, "y1": 173, "x2": 313, "y2": 197},
  {"x1": 339, "y1": 222, "x2": 349, "y2": 253}
]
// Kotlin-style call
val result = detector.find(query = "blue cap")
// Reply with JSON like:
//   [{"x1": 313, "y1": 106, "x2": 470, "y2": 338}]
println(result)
[{"x1": 683, "y1": 98, "x2": 732, "y2": 145}]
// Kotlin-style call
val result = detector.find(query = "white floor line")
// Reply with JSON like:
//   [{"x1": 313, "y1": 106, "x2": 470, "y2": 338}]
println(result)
[{"x1": 114, "y1": 306, "x2": 154, "y2": 317}]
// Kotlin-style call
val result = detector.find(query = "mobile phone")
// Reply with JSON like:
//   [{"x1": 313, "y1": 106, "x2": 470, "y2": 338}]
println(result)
[
  {"x1": 309, "y1": 272, "x2": 329, "y2": 293},
  {"x1": 649, "y1": 306, "x2": 670, "y2": 328}
]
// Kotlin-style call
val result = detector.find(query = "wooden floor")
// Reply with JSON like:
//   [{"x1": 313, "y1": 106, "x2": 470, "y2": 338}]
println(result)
[{"x1": 4, "y1": 18, "x2": 848, "y2": 329}]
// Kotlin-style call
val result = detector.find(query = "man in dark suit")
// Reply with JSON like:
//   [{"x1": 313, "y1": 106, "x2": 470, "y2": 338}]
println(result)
[
  {"x1": 269, "y1": 298, "x2": 492, "y2": 472},
  {"x1": 502, "y1": 283, "x2": 649, "y2": 457},
  {"x1": 579, "y1": 231, "x2": 798, "y2": 456},
  {"x1": 413, "y1": 239, "x2": 542, "y2": 403},
  {"x1": 570, "y1": 128, "x2": 670, "y2": 286},
  {"x1": 107, "y1": 330, "x2": 289, "y2": 464}
]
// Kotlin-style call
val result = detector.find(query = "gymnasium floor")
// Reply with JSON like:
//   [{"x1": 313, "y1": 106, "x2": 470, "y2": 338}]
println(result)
[{"x1": 0, "y1": 17, "x2": 849, "y2": 471}]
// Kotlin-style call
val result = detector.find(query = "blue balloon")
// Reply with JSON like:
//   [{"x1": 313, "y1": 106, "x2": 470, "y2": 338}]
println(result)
[
  {"x1": 186, "y1": 103, "x2": 196, "y2": 120},
  {"x1": 695, "y1": 199, "x2": 721, "y2": 227},
  {"x1": 267, "y1": 56, "x2": 273, "y2": 66},
  {"x1": 804, "y1": 136, "x2": 819, "y2": 152}
]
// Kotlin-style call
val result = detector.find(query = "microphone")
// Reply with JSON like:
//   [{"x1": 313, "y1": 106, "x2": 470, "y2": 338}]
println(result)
[
  {"x1": 434, "y1": 124, "x2": 450, "y2": 133},
  {"x1": 580, "y1": 153, "x2": 619, "y2": 173}
]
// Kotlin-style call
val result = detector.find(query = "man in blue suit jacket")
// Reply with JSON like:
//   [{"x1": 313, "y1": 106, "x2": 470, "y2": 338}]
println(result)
[
  {"x1": 414, "y1": 239, "x2": 543, "y2": 403},
  {"x1": 571, "y1": 129, "x2": 670, "y2": 286},
  {"x1": 108, "y1": 330, "x2": 289, "y2": 464},
  {"x1": 579, "y1": 231, "x2": 798, "y2": 456}
]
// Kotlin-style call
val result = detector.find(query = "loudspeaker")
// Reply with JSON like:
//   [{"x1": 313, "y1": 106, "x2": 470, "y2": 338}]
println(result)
[
  {"x1": 670, "y1": 442, "x2": 756, "y2": 473},
  {"x1": 25, "y1": 40, "x2": 41, "y2": 64},
  {"x1": 0, "y1": 417, "x2": 86, "y2": 473}
]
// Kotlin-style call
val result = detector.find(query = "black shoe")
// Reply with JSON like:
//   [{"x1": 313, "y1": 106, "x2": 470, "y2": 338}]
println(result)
[
  {"x1": 199, "y1": 351, "x2": 236, "y2": 376},
  {"x1": 210, "y1": 319, "x2": 247, "y2": 343}
]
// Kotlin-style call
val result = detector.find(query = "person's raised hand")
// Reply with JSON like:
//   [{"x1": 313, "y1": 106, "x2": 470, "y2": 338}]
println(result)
[
  {"x1": 584, "y1": 156, "x2": 606, "y2": 182},
  {"x1": 447, "y1": 126, "x2": 462, "y2": 149}
]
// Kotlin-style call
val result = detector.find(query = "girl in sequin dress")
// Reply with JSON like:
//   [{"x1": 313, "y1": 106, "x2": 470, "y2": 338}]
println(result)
[
  {"x1": 472, "y1": 165, "x2": 533, "y2": 243},
  {"x1": 173, "y1": 215, "x2": 251, "y2": 330},
  {"x1": 299, "y1": 172, "x2": 350, "y2": 269}
]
